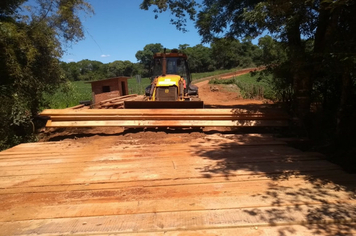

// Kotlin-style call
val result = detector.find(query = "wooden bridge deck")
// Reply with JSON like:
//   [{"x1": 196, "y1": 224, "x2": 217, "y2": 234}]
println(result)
[{"x1": 0, "y1": 133, "x2": 355, "y2": 235}]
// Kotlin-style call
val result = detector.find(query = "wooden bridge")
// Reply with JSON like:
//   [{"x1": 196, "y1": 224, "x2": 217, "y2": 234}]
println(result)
[{"x1": 0, "y1": 133, "x2": 355, "y2": 235}]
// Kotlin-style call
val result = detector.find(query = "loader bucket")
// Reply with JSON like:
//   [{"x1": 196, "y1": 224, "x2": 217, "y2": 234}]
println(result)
[{"x1": 124, "y1": 101, "x2": 204, "y2": 109}]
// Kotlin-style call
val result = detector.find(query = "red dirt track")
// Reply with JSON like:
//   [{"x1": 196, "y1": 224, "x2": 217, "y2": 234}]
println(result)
[{"x1": 196, "y1": 68, "x2": 266, "y2": 107}]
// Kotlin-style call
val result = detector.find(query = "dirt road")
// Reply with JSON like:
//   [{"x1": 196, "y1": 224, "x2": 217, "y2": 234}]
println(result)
[
  {"x1": 195, "y1": 68, "x2": 266, "y2": 107},
  {"x1": 0, "y1": 69, "x2": 355, "y2": 235}
]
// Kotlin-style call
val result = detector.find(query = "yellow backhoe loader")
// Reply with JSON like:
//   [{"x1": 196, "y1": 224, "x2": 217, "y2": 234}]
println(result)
[{"x1": 124, "y1": 49, "x2": 203, "y2": 109}]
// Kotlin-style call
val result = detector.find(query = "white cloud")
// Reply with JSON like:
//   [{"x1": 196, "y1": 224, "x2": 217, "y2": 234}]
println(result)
[{"x1": 101, "y1": 54, "x2": 111, "y2": 58}]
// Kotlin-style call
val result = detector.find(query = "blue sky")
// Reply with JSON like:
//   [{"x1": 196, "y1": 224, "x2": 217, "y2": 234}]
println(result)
[{"x1": 62, "y1": 0, "x2": 208, "y2": 63}]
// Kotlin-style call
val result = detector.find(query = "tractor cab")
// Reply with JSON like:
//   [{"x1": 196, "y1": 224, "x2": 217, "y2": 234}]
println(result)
[
  {"x1": 125, "y1": 49, "x2": 202, "y2": 109},
  {"x1": 152, "y1": 54, "x2": 191, "y2": 90}
]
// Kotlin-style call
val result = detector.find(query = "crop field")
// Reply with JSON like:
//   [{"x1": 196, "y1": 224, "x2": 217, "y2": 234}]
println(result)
[{"x1": 43, "y1": 81, "x2": 92, "y2": 109}]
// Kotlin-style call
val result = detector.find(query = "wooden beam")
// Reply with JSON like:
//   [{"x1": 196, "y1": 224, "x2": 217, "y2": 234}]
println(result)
[
  {"x1": 40, "y1": 108, "x2": 289, "y2": 128},
  {"x1": 46, "y1": 120, "x2": 289, "y2": 127},
  {"x1": 49, "y1": 115, "x2": 289, "y2": 121},
  {"x1": 98, "y1": 94, "x2": 138, "y2": 105},
  {"x1": 40, "y1": 109, "x2": 288, "y2": 117},
  {"x1": 65, "y1": 104, "x2": 85, "y2": 110}
]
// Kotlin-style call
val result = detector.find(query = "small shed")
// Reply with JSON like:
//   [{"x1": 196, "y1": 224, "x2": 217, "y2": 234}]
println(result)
[{"x1": 88, "y1": 77, "x2": 129, "y2": 104}]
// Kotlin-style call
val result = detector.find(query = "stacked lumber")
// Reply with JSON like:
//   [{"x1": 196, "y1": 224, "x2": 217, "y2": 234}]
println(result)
[
  {"x1": 94, "y1": 94, "x2": 144, "y2": 109},
  {"x1": 64, "y1": 104, "x2": 91, "y2": 110},
  {"x1": 40, "y1": 109, "x2": 290, "y2": 128}
]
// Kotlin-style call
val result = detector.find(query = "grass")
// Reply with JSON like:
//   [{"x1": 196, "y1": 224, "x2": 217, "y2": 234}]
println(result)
[
  {"x1": 128, "y1": 77, "x2": 151, "y2": 95},
  {"x1": 191, "y1": 68, "x2": 242, "y2": 81},
  {"x1": 209, "y1": 72, "x2": 275, "y2": 100}
]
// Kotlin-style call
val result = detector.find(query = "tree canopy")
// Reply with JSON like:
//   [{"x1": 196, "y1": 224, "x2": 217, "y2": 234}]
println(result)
[
  {"x1": 135, "y1": 43, "x2": 164, "y2": 70},
  {"x1": 0, "y1": 0, "x2": 93, "y2": 149},
  {"x1": 60, "y1": 40, "x2": 261, "y2": 81}
]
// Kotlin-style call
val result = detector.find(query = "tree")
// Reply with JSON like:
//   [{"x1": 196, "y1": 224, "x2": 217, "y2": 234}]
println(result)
[
  {"x1": 178, "y1": 44, "x2": 190, "y2": 51},
  {"x1": 107, "y1": 60, "x2": 137, "y2": 78},
  {"x1": 60, "y1": 61, "x2": 79, "y2": 81},
  {"x1": 135, "y1": 43, "x2": 164, "y2": 70},
  {"x1": 257, "y1": 35, "x2": 287, "y2": 66},
  {"x1": 183, "y1": 44, "x2": 213, "y2": 73},
  {"x1": 0, "y1": 0, "x2": 93, "y2": 149},
  {"x1": 76, "y1": 59, "x2": 106, "y2": 81}
]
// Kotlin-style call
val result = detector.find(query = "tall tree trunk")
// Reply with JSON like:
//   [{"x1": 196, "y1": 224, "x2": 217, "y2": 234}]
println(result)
[
  {"x1": 336, "y1": 66, "x2": 352, "y2": 144},
  {"x1": 286, "y1": 21, "x2": 311, "y2": 125}
]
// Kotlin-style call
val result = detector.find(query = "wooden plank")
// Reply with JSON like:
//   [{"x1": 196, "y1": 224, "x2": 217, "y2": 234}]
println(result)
[
  {"x1": 98, "y1": 94, "x2": 138, "y2": 104},
  {"x1": 0, "y1": 156, "x2": 340, "y2": 176},
  {"x1": 1, "y1": 185, "x2": 354, "y2": 221},
  {"x1": 1, "y1": 169, "x2": 352, "y2": 195},
  {"x1": 65, "y1": 104, "x2": 85, "y2": 110},
  {"x1": 0, "y1": 153, "x2": 323, "y2": 169},
  {"x1": 77, "y1": 224, "x2": 356, "y2": 236},
  {"x1": 100, "y1": 97, "x2": 141, "y2": 107},
  {"x1": 1, "y1": 134, "x2": 355, "y2": 235},
  {"x1": 0, "y1": 161, "x2": 340, "y2": 181},
  {"x1": 0, "y1": 141, "x2": 296, "y2": 153},
  {"x1": 40, "y1": 108, "x2": 287, "y2": 116},
  {"x1": 0, "y1": 161, "x2": 342, "y2": 189},
  {"x1": 46, "y1": 120, "x2": 289, "y2": 127},
  {"x1": 45, "y1": 119, "x2": 52, "y2": 127},
  {"x1": 1, "y1": 145, "x2": 302, "y2": 158},
  {"x1": 1, "y1": 204, "x2": 355, "y2": 235},
  {"x1": 50, "y1": 115, "x2": 290, "y2": 121}
]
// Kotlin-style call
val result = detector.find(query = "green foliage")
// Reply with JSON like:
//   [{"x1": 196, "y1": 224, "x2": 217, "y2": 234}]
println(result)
[
  {"x1": 0, "y1": 0, "x2": 92, "y2": 150},
  {"x1": 128, "y1": 77, "x2": 151, "y2": 95},
  {"x1": 211, "y1": 38, "x2": 260, "y2": 69},
  {"x1": 135, "y1": 43, "x2": 164, "y2": 75},
  {"x1": 208, "y1": 73, "x2": 275, "y2": 100},
  {"x1": 179, "y1": 44, "x2": 215, "y2": 72},
  {"x1": 43, "y1": 81, "x2": 92, "y2": 109},
  {"x1": 179, "y1": 40, "x2": 262, "y2": 73},
  {"x1": 76, "y1": 60, "x2": 106, "y2": 81},
  {"x1": 59, "y1": 41, "x2": 262, "y2": 86},
  {"x1": 234, "y1": 73, "x2": 274, "y2": 100},
  {"x1": 257, "y1": 35, "x2": 287, "y2": 66},
  {"x1": 209, "y1": 78, "x2": 235, "y2": 85},
  {"x1": 191, "y1": 68, "x2": 241, "y2": 81},
  {"x1": 140, "y1": 0, "x2": 198, "y2": 32},
  {"x1": 60, "y1": 59, "x2": 143, "y2": 81},
  {"x1": 107, "y1": 60, "x2": 138, "y2": 78},
  {"x1": 0, "y1": 19, "x2": 62, "y2": 150}
]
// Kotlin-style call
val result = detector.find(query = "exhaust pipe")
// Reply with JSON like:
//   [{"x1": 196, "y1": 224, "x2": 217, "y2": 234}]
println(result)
[{"x1": 162, "y1": 48, "x2": 166, "y2": 76}]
